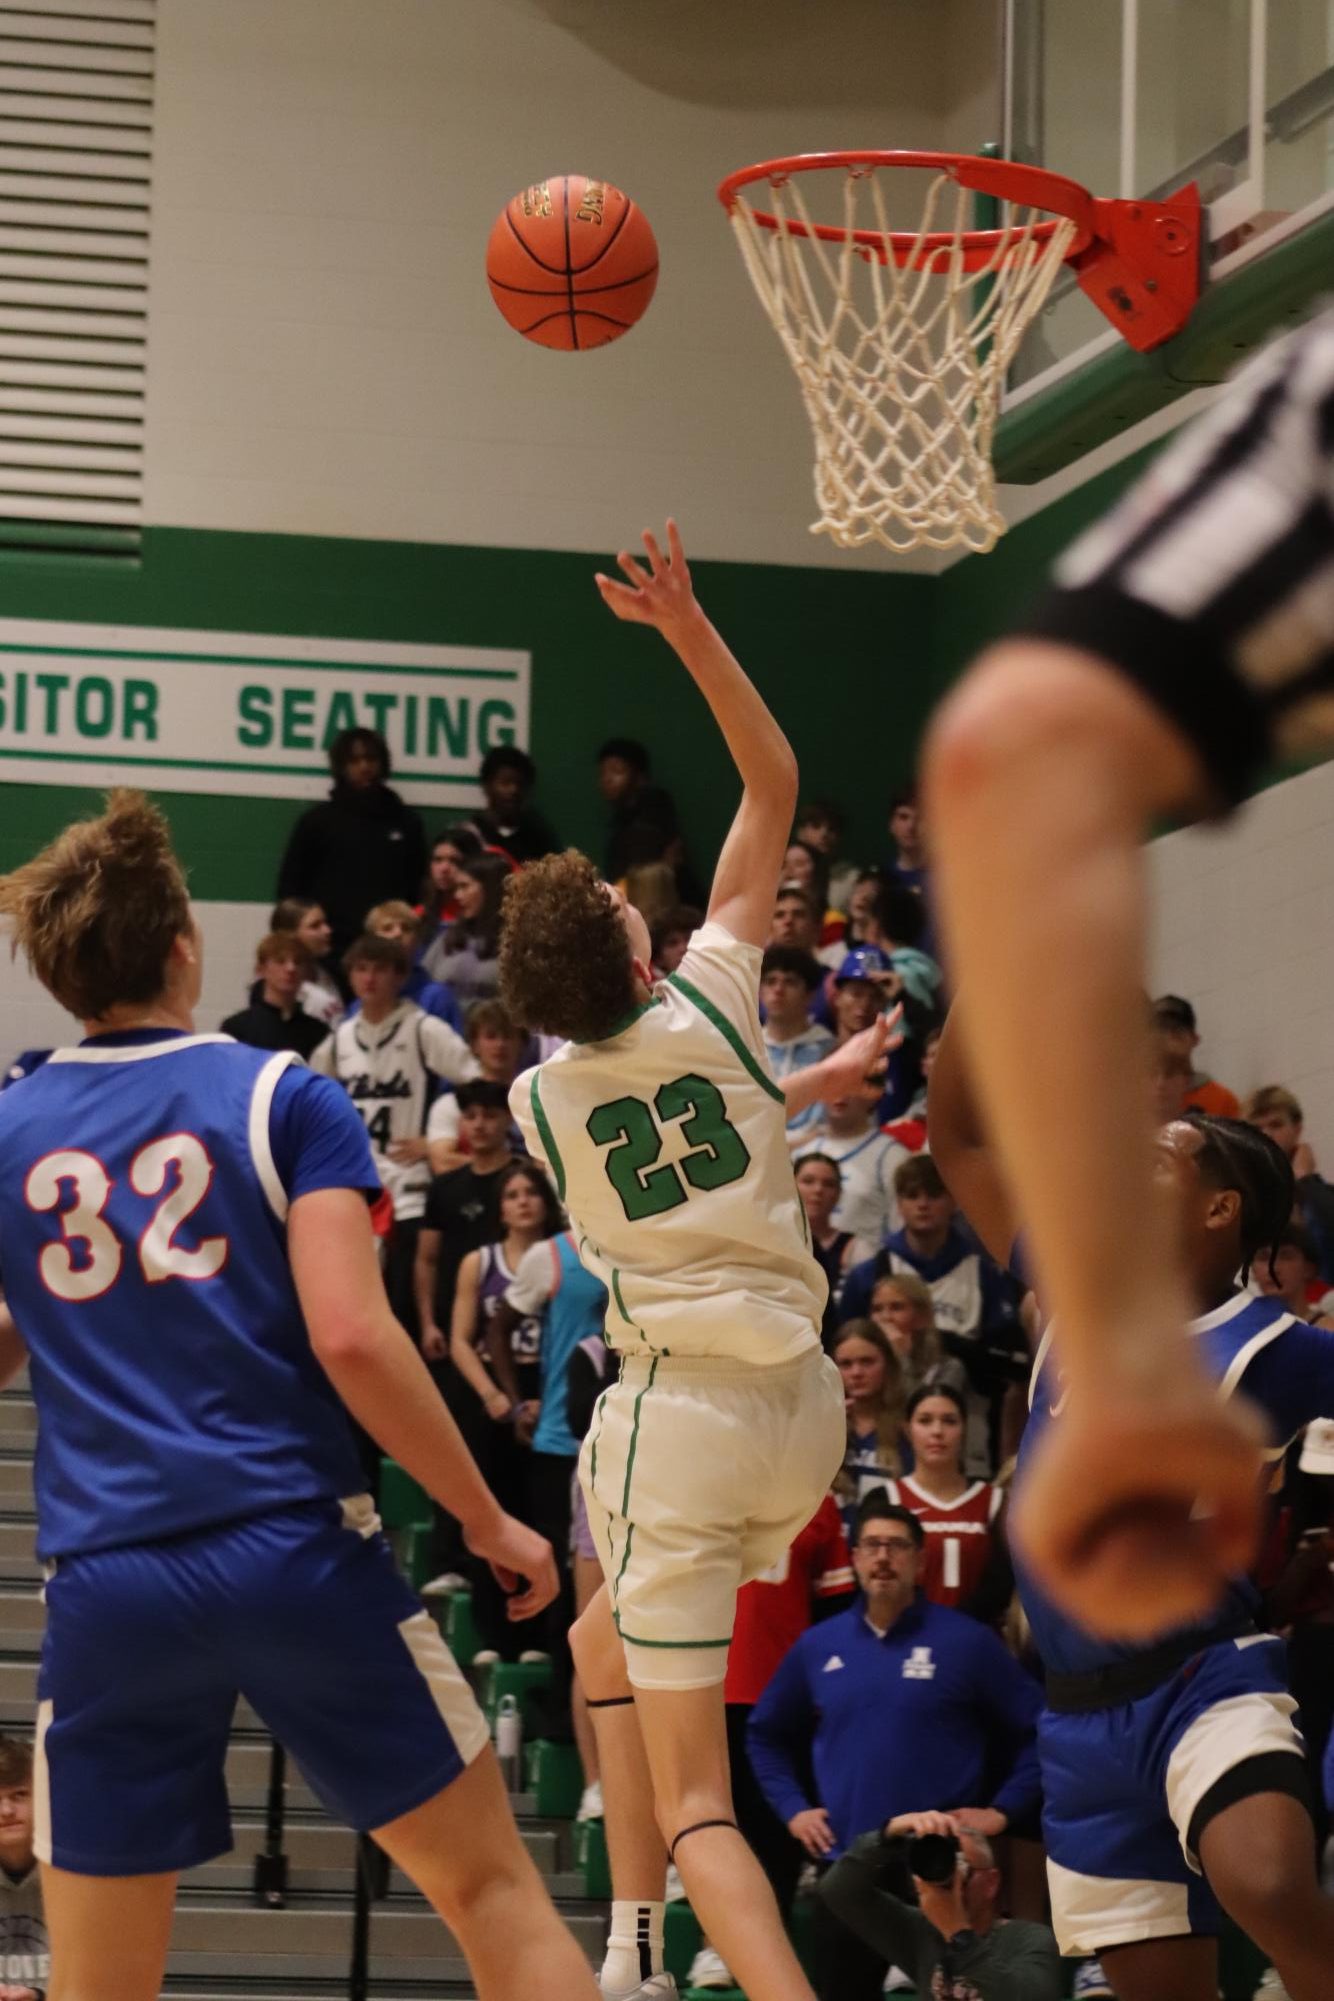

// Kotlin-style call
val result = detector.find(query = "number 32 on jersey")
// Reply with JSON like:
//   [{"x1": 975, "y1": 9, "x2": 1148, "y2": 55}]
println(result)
[{"x1": 24, "y1": 1135, "x2": 227, "y2": 1301}]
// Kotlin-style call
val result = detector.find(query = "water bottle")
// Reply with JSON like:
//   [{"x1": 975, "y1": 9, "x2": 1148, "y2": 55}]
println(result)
[{"x1": 495, "y1": 1692, "x2": 522, "y2": 1793}]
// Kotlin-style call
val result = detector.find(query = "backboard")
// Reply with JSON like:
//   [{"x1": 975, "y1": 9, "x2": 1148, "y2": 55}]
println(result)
[{"x1": 999, "y1": 0, "x2": 1334, "y2": 471}]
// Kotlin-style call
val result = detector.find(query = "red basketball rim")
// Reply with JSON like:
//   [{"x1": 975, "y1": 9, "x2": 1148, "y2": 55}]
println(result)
[{"x1": 717, "y1": 150, "x2": 1097, "y2": 273}]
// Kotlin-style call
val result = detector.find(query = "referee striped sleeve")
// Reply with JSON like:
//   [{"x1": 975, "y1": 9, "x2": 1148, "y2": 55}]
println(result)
[{"x1": 1015, "y1": 307, "x2": 1334, "y2": 805}]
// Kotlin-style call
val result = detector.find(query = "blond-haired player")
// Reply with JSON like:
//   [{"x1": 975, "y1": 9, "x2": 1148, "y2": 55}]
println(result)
[{"x1": 501, "y1": 522, "x2": 893, "y2": 2001}]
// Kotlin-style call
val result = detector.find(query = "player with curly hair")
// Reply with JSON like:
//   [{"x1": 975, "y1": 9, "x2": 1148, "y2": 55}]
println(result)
[{"x1": 501, "y1": 523, "x2": 893, "y2": 2001}]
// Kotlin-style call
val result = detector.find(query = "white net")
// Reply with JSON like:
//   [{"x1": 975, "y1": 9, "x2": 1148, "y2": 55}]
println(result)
[{"x1": 729, "y1": 166, "x2": 1078, "y2": 555}]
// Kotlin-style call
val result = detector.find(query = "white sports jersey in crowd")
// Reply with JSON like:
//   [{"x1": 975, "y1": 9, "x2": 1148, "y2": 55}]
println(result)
[
  {"x1": 793, "y1": 1125, "x2": 907, "y2": 1247},
  {"x1": 511, "y1": 923, "x2": 826, "y2": 1366},
  {"x1": 311, "y1": 1002, "x2": 476, "y2": 1219}
]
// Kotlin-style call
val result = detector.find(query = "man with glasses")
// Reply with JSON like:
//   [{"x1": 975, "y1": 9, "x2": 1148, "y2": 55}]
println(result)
[{"x1": 746, "y1": 1499, "x2": 1042, "y2": 2001}]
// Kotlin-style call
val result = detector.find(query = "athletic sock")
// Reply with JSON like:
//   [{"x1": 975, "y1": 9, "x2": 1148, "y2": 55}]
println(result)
[{"x1": 602, "y1": 1898, "x2": 666, "y2": 1992}]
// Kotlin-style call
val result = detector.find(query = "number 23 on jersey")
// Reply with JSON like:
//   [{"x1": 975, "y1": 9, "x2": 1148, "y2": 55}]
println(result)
[
  {"x1": 587, "y1": 1072, "x2": 750, "y2": 1223},
  {"x1": 24, "y1": 1135, "x2": 227, "y2": 1301}
]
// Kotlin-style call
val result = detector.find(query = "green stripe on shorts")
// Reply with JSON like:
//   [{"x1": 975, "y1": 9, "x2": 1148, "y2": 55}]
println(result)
[{"x1": 611, "y1": 1356, "x2": 658, "y2": 1612}]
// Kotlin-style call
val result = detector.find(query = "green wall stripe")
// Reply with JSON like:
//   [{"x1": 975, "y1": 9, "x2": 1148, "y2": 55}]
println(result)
[
  {"x1": 0, "y1": 643, "x2": 518, "y2": 681},
  {"x1": 0, "y1": 523, "x2": 939, "y2": 901}
]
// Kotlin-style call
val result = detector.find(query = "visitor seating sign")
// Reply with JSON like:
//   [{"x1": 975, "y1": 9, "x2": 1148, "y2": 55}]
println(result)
[{"x1": 0, "y1": 619, "x2": 531, "y2": 805}]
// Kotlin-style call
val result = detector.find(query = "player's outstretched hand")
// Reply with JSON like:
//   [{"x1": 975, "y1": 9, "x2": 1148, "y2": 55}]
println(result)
[
  {"x1": 595, "y1": 519, "x2": 699, "y2": 636},
  {"x1": 814, "y1": 1008, "x2": 902, "y2": 1102},
  {"x1": 463, "y1": 1509, "x2": 560, "y2": 1621},
  {"x1": 1010, "y1": 1363, "x2": 1268, "y2": 1641}
]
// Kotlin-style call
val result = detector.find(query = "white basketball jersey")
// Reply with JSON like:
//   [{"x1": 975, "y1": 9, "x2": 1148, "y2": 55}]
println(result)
[
  {"x1": 311, "y1": 1002, "x2": 475, "y2": 1220},
  {"x1": 511, "y1": 923, "x2": 826, "y2": 1366}
]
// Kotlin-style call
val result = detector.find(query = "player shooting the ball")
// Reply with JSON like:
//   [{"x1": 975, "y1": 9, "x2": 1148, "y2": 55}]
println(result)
[{"x1": 501, "y1": 521, "x2": 895, "y2": 2001}]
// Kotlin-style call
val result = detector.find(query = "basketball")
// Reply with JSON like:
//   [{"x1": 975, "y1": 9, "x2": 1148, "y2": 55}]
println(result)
[{"x1": 486, "y1": 175, "x2": 659, "y2": 352}]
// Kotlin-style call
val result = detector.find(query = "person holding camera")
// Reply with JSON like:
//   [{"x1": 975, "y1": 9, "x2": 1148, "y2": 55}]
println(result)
[
  {"x1": 747, "y1": 1497, "x2": 1041, "y2": 2000},
  {"x1": 819, "y1": 1809, "x2": 1061, "y2": 2001}
]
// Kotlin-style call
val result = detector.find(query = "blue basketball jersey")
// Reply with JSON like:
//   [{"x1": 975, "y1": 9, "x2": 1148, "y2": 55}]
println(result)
[
  {"x1": 0, "y1": 1030, "x2": 379, "y2": 1560},
  {"x1": 1016, "y1": 1290, "x2": 1334, "y2": 1677}
]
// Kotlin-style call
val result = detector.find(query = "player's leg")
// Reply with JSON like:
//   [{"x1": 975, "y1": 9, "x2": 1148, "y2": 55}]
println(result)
[
  {"x1": 1095, "y1": 1936, "x2": 1218, "y2": 2001},
  {"x1": 1040, "y1": 1694, "x2": 1221, "y2": 2001},
  {"x1": 632, "y1": 1678, "x2": 817, "y2": 2001},
  {"x1": 35, "y1": 1536, "x2": 239, "y2": 2001},
  {"x1": 372, "y1": 1745, "x2": 599, "y2": 2001},
  {"x1": 570, "y1": 1582, "x2": 672, "y2": 1995},
  {"x1": 41, "y1": 1868, "x2": 177, "y2": 2001},
  {"x1": 604, "y1": 1354, "x2": 843, "y2": 2001},
  {"x1": 571, "y1": 1537, "x2": 604, "y2": 1803},
  {"x1": 571, "y1": 1583, "x2": 667, "y2": 1895},
  {"x1": 1200, "y1": 1789, "x2": 1334, "y2": 2001},
  {"x1": 240, "y1": 1502, "x2": 599, "y2": 1999}
]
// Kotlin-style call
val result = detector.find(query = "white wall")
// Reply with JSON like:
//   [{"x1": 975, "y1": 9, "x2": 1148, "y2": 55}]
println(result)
[
  {"x1": 144, "y1": 0, "x2": 999, "y2": 573},
  {"x1": 1149, "y1": 762, "x2": 1334, "y2": 1159},
  {"x1": 0, "y1": 902, "x2": 269, "y2": 1066}
]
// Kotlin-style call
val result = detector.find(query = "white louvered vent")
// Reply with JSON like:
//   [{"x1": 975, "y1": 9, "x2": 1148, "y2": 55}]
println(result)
[{"x1": 0, "y1": 0, "x2": 153, "y2": 558}]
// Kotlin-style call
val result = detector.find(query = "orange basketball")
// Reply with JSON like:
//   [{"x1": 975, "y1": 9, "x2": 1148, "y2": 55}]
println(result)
[{"x1": 486, "y1": 175, "x2": 659, "y2": 351}]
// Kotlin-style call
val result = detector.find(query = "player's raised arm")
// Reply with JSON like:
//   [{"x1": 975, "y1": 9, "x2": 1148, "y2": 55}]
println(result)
[
  {"x1": 919, "y1": 315, "x2": 1334, "y2": 1640},
  {"x1": 596, "y1": 519, "x2": 796, "y2": 948}
]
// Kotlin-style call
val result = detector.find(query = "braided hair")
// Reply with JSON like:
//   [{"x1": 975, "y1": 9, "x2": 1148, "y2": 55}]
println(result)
[{"x1": 1183, "y1": 1112, "x2": 1295, "y2": 1278}]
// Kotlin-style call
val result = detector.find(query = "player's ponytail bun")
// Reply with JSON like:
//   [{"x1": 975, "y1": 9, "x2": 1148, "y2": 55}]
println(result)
[{"x1": 0, "y1": 788, "x2": 191, "y2": 1022}]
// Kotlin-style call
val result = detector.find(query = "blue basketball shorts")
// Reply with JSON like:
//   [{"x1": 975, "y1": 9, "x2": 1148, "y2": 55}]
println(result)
[
  {"x1": 34, "y1": 1496, "x2": 490, "y2": 1876},
  {"x1": 1040, "y1": 1634, "x2": 1307, "y2": 1955}
]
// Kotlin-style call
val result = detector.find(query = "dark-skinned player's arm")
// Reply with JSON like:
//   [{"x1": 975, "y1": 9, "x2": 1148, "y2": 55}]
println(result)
[{"x1": 596, "y1": 519, "x2": 795, "y2": 952}]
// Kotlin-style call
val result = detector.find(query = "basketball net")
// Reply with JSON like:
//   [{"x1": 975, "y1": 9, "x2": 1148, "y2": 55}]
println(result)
[{"x1": 728, "y1": 168, "x2": 1077, "y2": 555}]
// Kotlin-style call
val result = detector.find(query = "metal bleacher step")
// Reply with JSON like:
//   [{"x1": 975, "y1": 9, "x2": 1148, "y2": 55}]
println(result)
[
  {"x1": 0, "y1": 1456, "x2": 35, "y2": 1516},
  {"x1": 0, "y1": 1586, "x2": 43, "y2": 1647},
  {"x1": 212, "y1": 1813, "x2": 575, "y2": 1890},
  {"x1": 163, "y1": 1889, "x2": 603, "y2": 1974},
  {"x1": 0, "y1": 1395, "x2": 36, "y2": 1443},
  {"x1": 0, "y1": 1520, "x2": 39, "y2": 1583}
]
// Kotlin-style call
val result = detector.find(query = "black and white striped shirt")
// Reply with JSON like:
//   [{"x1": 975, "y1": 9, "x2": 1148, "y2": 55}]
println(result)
[{"x1": 1018, "y1": 305, "x2": 1334, "y2": 806}]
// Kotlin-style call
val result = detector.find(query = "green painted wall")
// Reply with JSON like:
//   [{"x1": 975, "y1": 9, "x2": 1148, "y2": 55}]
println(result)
[
  {"x1": 0, "y1": 528, "x2": 938, "y2": 898},
  {"x1": 931, "y1": 442, "x2": 1165, "y2": 679}
]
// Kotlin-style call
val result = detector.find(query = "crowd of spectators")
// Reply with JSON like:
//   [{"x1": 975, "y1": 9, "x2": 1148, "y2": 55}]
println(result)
[{"x1": 140, "y1": 721, "x2": 1332, "y2": 2000}]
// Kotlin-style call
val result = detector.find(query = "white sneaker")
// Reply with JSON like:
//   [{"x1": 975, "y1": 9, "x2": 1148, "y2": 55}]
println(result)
[
  {"x1": 601, "y1": 1977, "x2": 678, "y2": 2001},
  {"x1": 1253, "y1": 1971, "x2": 1293, "y2": 2001},
  {"x1": 664, "y1": 1862, "x2": 686, "y2": 1902},
  {"x1": 882, "y1": 1969, "x2": 914, "y2": 1994},
  {"x1": 519, "y1": 1648, "x2": 552, "y2": 1663},
  {"x1": 687, "y1": 1945, "x2": 733, "y2": 1989},
  {"x1": 419, "y1": 1571, "x2": 468, "y2": 1596},
  {"x1": 1072, "y1": 1960, "x2": 1115, "y2": 1999},
  {"x1": 576, "y1": 1780, "x2": 604, "y2": 1822},
  {"x1": 471, "y1": 1648, "x2": 501, "y2": 1666}
]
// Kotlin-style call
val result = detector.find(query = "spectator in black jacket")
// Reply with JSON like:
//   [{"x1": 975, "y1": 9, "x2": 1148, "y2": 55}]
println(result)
[
  {"x1": 597, "y1": 735, "x2": 679, "y2": 883},
  {"x1": 276, "y1": 728, "x2": 427, "y2": 964},
  {"x1": 473, "y1": 746, "x2": 559, "y2": 864},
  {"x1": 221, "y1": 933, "x2": 328, "y2": 1059}
]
